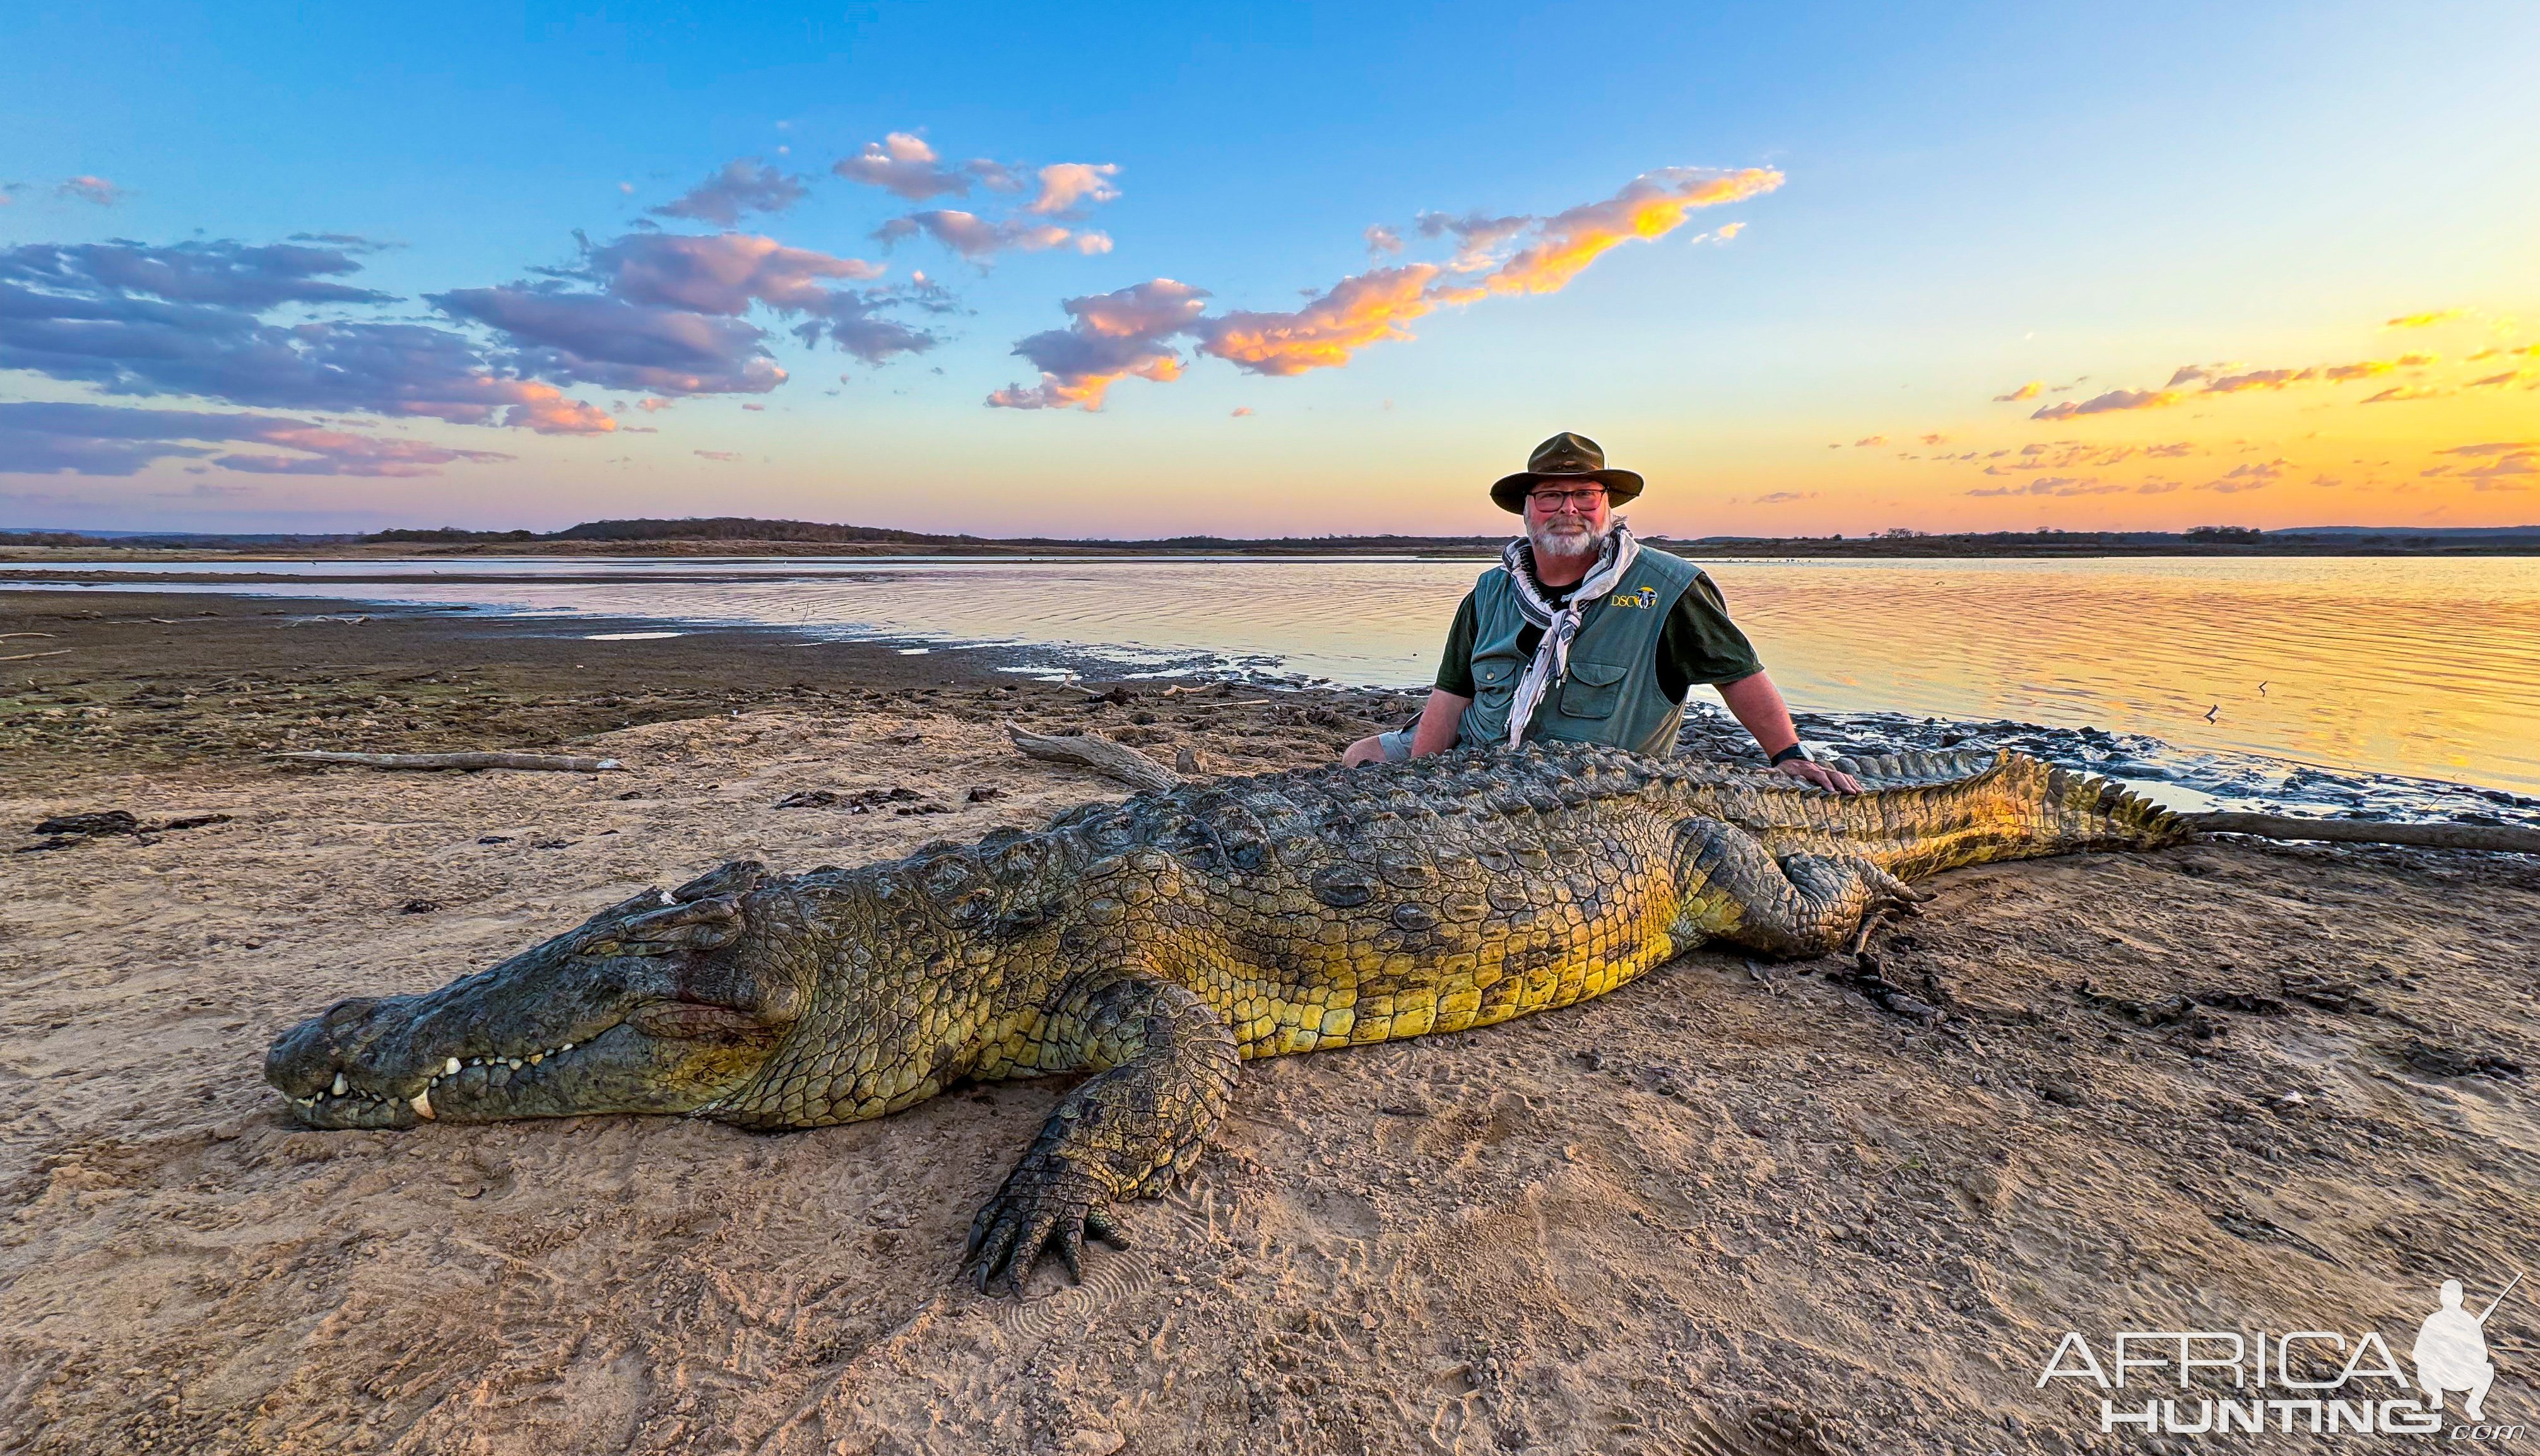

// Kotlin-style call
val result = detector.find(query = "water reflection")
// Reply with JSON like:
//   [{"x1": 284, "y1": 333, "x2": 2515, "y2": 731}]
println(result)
[{"x1": 14, "y1": 555, "x2": 2538, "y2": 794}]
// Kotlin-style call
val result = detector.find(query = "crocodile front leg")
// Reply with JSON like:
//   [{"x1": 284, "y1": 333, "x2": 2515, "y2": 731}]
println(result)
[
  {"x1": 1670, "y1": 814, "x2": 1924, "y2": 959},
  {"x1": 967, "y1": 974, "x2": 1240, "y2": 1295}
]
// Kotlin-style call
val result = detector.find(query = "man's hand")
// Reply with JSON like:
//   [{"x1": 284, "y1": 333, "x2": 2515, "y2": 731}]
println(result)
[{"x1": 1773, "y1": 758, "x2": 1863, "y2": 795}]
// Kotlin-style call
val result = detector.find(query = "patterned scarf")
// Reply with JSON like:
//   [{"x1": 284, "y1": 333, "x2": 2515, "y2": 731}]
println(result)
[{"x1": 1501, "y1": 518, "x2": 1639, "y2": 748}]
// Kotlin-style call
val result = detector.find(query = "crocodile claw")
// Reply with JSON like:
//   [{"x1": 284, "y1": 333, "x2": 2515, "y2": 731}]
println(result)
[
  {"x1": 965, "y1": 1160, "x2": 1126, "y2": 1296},
  {"x1": 1864, "y1": 864, "x2": 1925, "y2": 915}
]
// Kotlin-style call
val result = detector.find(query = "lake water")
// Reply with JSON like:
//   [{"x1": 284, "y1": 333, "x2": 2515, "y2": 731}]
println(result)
[{"x1": 13, "y1": 554, "x2": 2540, "y2": 799}]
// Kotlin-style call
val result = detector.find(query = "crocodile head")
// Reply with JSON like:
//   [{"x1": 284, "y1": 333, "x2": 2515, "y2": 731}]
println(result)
[{"x1": 265, "y1": 861, "x2": 812, "y2": 1130}]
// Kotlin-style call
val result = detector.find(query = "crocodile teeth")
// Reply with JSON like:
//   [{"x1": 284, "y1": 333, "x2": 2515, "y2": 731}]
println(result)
[
  {"x1": 331, "y1": 1073, "x2": 348, "y2": 1096},
  {"x1": 444, "y1": 1057, "x2": 461, "y2": 1077},
  {"x1": 410, "y1": 1088, "x2": 435, "y2": 1120}
]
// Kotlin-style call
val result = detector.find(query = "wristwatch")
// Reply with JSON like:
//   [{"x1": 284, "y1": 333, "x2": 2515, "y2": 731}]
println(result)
[{"x1": 1768, "y1": 744, "x2": 1811, "y2": 766}]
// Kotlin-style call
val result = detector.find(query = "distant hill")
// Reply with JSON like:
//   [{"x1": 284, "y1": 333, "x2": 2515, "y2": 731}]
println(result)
[
  {"x1": 2267, "y1": 525, "x2": 2540, "y2": 538},
  {"x1": 5, "y1": 517, "x2": 2537, "y2": 557}
]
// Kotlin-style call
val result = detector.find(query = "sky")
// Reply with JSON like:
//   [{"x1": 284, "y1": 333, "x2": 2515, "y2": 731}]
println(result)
[{"x1": 3, "y1": 1, "x2": 2536, "y2": 539}]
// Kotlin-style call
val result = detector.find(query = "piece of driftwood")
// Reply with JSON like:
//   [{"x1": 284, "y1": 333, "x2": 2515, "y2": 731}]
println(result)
[
  {"x1": 0, "y1": 649, "x2": 72, "y2": 662},
  {"x1": 268, "y1": 751, "x2": 626, "y2": 773},
  {"x1": 1005, "y1": 726, "x2": 1181, "y2": 792},
  {"x1": 2187, "y1": 812, "x2": 2540, "y2": 854}
]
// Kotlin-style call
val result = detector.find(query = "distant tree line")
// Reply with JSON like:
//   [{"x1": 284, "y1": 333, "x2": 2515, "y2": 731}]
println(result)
[{"x1": 4, "y1": 516, "x2": 2534, "y2": 556}]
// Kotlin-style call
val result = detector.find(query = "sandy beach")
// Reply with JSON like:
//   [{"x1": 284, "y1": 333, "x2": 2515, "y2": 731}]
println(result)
[{"x1": 3, "y1": 590, "x2": 2536, "y2": 1455}]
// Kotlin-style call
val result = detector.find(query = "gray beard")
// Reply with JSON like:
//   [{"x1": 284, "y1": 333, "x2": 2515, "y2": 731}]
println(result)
[{"x1": 1528, "y1": 517, "x2": 1607, "y2": 565}]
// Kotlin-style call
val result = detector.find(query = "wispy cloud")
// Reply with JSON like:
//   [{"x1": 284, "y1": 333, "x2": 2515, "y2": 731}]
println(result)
[
  {"x1": 2030, "y1": 388, "x2": 2182, "y2": 420},
  {"x1": 1992, "y1": 381, "x2": 2042, "y2": 402},
  {"x1": 56, "y1": 175, "x2": 123, "y2": 206},
  {"x1": 440, "y1": 227, "x2": 938, "y2": 384},
  {"x1": 859, "y1": 145, "x2": 1123, "y2": 262},
  {"x1": 430, "y1": 287, "x2": 786, "y2": 396},
  {"x1": 1416, "y1": 210, "x2": 1532, "y2": 272},
  {"x1": 0, "y1": 237, "x2": 609, "y2": 430},
  {"x1": 988, "y1": 167, "x2": 1776, "y2": 410},
  {"x1": 2354, "y1": 352, "x2": 2436, "y2": 375},
  {"x1": 1022, "y1": 163, "x2": 1121, "y2": 216},
  {"x1": 2437, "y1": 442, "x2": 2538, "y2": 486},
  {"x1": 2385, "y1": 309, "x2": 2464, "y2": 329},
  {"x1": 3, "y1": 238, "x2": 397, "y2": 309},
  {"x1": 2200, "y1": 458, "x2": 2290, "y2": 493},
  {"x1": 1363, "y1": 224, "x2": 1402, "y2": 257},
  {"x1": 832, "y1": 134, "x2": 986, "y2": 201},
  {"x1": 1197, "y1": 266, "x2": 1442, "y2": 377},
  {"x1": 874, "y1": 210, "x2": 1109, "y2": 261},
  {"x1": 694, "y1": 449, "x2": 741, "y2": 462},
  {"x1": 2362, "y1": 384, "x2": 2452, "y2": 403},
  {"x1": 2023, "y1": 339, "x2": 2452, "y2": 426},
  {"x1": 649, "y1": 159, "x2": 809, "y2": 226},
  {"x1": 1966, "y1": 475, "x2": 2127, "y2": 497},
  {"x1": 588, "y1": 232, "x2": 885, "y2": 313},
  {"x1": 986, "y1": 279, "x2": 1208, "y2": 410},
  {"x1": 0, "y1": 400, "x2": 517, "y2": 476},
  {"x1": 1432, "y1": 167, "x2": 1782, "y2": 298}
]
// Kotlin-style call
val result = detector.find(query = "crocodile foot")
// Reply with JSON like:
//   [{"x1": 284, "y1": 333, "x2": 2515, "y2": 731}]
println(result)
[{"x1": 966, "y1": 1154, "x2": 1133, "y2": 1295}]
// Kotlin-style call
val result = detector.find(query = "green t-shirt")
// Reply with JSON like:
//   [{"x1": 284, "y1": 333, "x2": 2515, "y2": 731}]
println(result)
[{"x1": 1433, "y1": 570, "x2": 1764, "y2": 703}]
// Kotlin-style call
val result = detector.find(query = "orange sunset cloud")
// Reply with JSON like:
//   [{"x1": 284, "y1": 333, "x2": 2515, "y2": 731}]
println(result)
[
  {"x1": 2029, "y1": 388, "x2": 2183, "y2": 420},
  {"x1": 989, "y1": 166, "x2": 1775, "y2": 408},
  {"x1": 1199, "y1": 266, "x2": 1444, "y2": 376},
  {"x1": 1455, "y1": 168, "x2": 1782, "y2": 298}
]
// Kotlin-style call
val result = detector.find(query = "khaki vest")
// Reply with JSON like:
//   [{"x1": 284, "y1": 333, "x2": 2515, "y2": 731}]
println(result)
[{"x1": 1453, "y1": 546, "x2": 1701, "y2": 758}]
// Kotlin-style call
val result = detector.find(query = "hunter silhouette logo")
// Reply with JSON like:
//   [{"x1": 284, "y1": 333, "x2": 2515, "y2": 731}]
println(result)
[
  {"x1": 2417, "y1": 1276, "x2": 2519, "y2": 1421},
  {"x1": 2034, "y1": 1272, "x2": 2523, "y2": 1439},
  {"x1": 1607, "y1": 585, "x2": 1659, "y2": 609}
]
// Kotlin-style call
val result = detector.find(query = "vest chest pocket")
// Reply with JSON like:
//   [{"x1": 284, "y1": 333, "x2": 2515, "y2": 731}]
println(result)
[
  {"x1": 1556, "y1": 660, "x2": 1629, "y2": 720},
  {"x1": 1471, "y1": 654, "x2": 1522, "y2": 707}
]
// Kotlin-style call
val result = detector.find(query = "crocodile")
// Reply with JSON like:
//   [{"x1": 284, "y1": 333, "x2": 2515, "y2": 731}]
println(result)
[{"x1": 265, "y1": 741, "x2": 2185, "y2": 1290}]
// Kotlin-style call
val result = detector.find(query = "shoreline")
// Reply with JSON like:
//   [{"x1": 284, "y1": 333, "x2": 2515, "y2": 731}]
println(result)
[{"x1": 0, "y1": 588, "x2": 1427, "y2": 787}]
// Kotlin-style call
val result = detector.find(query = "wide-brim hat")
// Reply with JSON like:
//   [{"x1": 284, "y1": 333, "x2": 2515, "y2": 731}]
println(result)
[{"x1": 1490, "y1": 432, "x2": 1645, "y2": 514}]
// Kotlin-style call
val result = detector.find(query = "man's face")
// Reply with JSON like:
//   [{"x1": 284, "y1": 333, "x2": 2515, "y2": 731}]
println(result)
[{"x1": 1525, "y1": 482, "x2": 1610, "y2": 559}]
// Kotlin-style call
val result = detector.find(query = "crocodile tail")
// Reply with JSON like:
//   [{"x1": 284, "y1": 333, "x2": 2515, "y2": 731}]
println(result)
[{"x1": 1826, "y1": 749, "x2": 2191, "y2": 879}]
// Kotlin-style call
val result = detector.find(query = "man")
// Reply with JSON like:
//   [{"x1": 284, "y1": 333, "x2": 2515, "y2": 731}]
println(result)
[{"x1": 1342, "y1": 432, "x2": 1861, "y2": 794}]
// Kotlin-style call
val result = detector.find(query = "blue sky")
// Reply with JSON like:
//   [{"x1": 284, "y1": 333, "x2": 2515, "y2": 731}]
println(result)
[{"x1": 4, "y1": 1, "x2": 2536, "y2": 536}]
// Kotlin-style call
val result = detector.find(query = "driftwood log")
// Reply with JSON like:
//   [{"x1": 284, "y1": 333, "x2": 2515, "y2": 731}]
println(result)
[
  {"x1": 268, "y1": 751, "x2": 626, "y2": 773},
  {"x1": 2185, "y1": 811, "x2": 2540, "y2": 855},
  {"x1": 1004, "y1": 727, "x2": 1182, "y2": 792}
]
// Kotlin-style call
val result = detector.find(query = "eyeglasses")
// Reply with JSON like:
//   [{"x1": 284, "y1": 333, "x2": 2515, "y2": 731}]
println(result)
[{"x1": 1526, "y1": 487, "x2": 1607, "y2": 512}]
